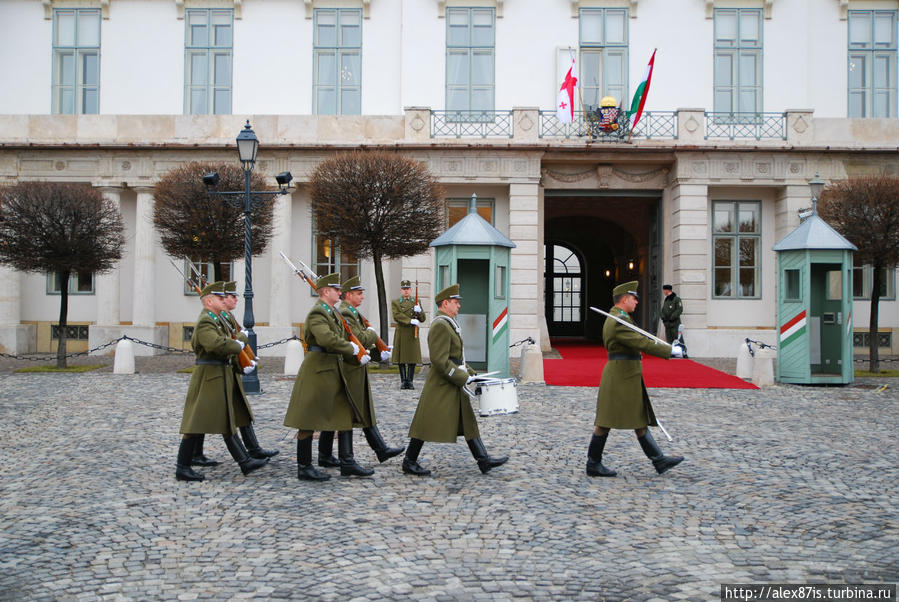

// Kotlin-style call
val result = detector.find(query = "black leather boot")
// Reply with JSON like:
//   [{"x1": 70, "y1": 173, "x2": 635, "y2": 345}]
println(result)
[
  {"x1": 363, "y1": 426, "x2": 405, "y2": 463},
  {"x1": 224, "y1": 433, "x2": 268, "y2": 476},
  {"x1": 239, "y1": 425, "x2": 279, "y2": 459},
  {"x1": 406, "y1": 364, "x2": 416, "y2": 390},
  {"x1": 297, "y1": 437, "x2": 331, "y2": 481},
  {"x1": 467, "y1": 437, "x2": 509, "y2": 474},
  {"x1": 177, "y1": 436, "x2": 205, "y2": 481},
  {"x1": 399, "y1": 365, "x2": 410, "y2": 389},
  {"x1": 317, "y1": 431, "x2": 340, "y2": 467},
  {"x1": 338, "y1": 430, "x2": 374, "y2": 476},
  {"x1": 190, "y1": 434, "x2": 220, "y2": 467},
  {"x1": 401, "y1": 438, "x2": 430, "y2": 476},
  {"x1": 586, "y1": 433, "x2": 617, "y2": 477},
  {"x1": 637, "y1": 430, "x2": 684, "y2": 474}
]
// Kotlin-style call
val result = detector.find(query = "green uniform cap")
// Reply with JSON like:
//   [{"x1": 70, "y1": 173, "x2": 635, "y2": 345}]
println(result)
[
  {"x1": 341, "y1": 276, "x2": 364, "y2": 293},
  {"x1": 200, "y1": 281, "x2": 226, "y2": 297},
  {"x1": 400, "y1": 280, "x2": 412, "y2": 288},
  {"x1": 435, "y1": 283, "x2": 462, "y2": 304},
  {"x1": 223, "y1": 281, "x2": 238, "y2": 295},
  {"x1": 612, "y1": 280, "x2": 639, "y2": 299},
  {"x1": 315, "y1": 272, "x2": 342, "y2": 290}
]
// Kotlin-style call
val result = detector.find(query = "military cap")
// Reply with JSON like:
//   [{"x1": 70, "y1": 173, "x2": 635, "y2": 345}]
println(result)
[
  {"x1": 662, "y1": 284, "x2": 673, "y2": 291},
  {"x1": 315, "y1": 272, "x2": 342, "y2": 290},
  {"x1": 200, "y1": 281, "x2": 225, "y2": 297},
  {"x1": 224, "y1": 280, "x2": 238, "y2": 295},
  {"x1": 341, "y1": 276, "x2": 364, "y2": 293},
  {"x1": 400, "y1": 280, "x2": 412, "y2": 288},
  {"x1": 435, "y1": 283, "x2": 462, "y2": 304},
  {"x1": 612, "y1": 280, "x2": 639, "y2": 299}
]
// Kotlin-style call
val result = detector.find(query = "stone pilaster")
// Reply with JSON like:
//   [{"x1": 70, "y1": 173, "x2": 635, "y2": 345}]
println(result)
[
  {"x1": 0, "y1": 266, "x2": 35, "y2": 354},
  {"x1": 668, "y1": 182, "x2": 710, "y2": 331},
  {"x1": 256, "y1": 191, "x2": 296, "y2": 357},
  {"x1": 95, "y1": 187, "x2": 122, "y2": 326},
  {"x1": 509, "y1": 181, "x2": 542, "y2": 370},
  {"x1": 122, "y1": 187, "x2": 166, "y2": 355}
]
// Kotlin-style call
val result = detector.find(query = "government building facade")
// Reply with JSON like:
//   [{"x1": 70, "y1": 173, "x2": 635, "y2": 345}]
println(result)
[{"x1": 1, "y1": 0, "x2": 897, "y2": 366}]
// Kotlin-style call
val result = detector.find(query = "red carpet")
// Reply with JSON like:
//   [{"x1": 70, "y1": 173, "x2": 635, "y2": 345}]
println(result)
[{"x1": 544, "y1": 341, "x2": 758, "y2": 389}]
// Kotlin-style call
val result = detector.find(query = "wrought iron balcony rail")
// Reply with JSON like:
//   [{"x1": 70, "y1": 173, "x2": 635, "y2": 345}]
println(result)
[
  {"x1": 705, "y1": 112, "x2": 786, "y2": 140},
  {"x1": 431, "y1": 110, "x2": 514, "y2": 138},
  {"x1": 538, "y1": 110, "x2": 677, "y2": 141}
]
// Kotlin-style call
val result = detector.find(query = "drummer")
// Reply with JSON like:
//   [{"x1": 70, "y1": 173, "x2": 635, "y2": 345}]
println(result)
[{"x1": 400, "y1": 283, "x2": 509, "y2": 476}]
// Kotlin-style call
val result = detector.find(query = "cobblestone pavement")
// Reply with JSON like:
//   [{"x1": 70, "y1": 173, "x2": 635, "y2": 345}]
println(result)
[{"x1": 0, "y1": 361, "x2": 896, "y2": 601}]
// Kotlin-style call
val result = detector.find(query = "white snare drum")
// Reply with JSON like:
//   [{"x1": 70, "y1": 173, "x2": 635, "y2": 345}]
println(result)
[{"x1": 475, "y1": 378, "x2": 519, "y2": 416}]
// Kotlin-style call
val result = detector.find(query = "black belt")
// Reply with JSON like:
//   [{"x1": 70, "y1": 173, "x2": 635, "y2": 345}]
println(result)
[
  {"x1": 196, "y1": 359, "x2": 229, "y2": 366},
  {"x1": 449, "y1": 357, "x2": 463, "y2": 365},
  {"x1": 608, "y1": 353, "x2": 641, "y2": 361},
  {"x1": 307, "y1": 345, "x2": 324, "y2": 352}
]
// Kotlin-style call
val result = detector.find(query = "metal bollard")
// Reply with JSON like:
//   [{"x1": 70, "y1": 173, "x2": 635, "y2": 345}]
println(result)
[
  {"x1": 752, "y1": 348, "x2": 776, "y2": 387},
  {"x1": 113, "y1": 339, "x2": 135, "y2": 374},
  {"x1": 519, "y1": 343, "x2": 544, "y2": 384},
  {"x1": 736, "y1": 340, "x2": 753, "y2": 380},
  {"x1": 283, "y1": 339, "x2": 303, "y2": 376}
]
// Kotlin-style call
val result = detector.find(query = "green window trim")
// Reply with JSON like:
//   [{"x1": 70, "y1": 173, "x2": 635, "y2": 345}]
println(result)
[
  {"x1": 47, "y1": 271, "x2": 95, "y2": 295},
  {"x1": 713, "y1": 8, "x2": 763, "y2": 117},
  {"x1": 311, "y1": 228, "x2": 360, "y2": 296},
  {"x1": 313, "y1": 8, "x2": 362, "y2": 115},
  {"x1": 578, "y1": 7, "x2": 629, "y2": 112},
  {"x1": 52, "y1": 8, "x2": 101, "y2": 115},
  {"x1": 852, "y1": 265, "x2": 896, "y2": 300},
  {"x1": 446, "y1": 7, "x2": 495, "y2": 117},
  {"x1": 848, "y1": 10, "x2": 897, "y2": 118},
  {"x1": 184, "y1": 258, "x2": 234, "y2": 295},
  {"x1": 712, "y1": 200, "x2": 761, "y2": 299},
  {"x1": 184, "y1": 8, "x2": 233, "y2": 115}
]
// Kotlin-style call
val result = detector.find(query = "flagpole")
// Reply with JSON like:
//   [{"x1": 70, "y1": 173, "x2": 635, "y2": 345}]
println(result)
[
  {"x1": 627, "y1": 47, "x2": 657, "y2": 144},
  {"x1": 571, "y1": 47, "x2": 589, "y2": 136}
]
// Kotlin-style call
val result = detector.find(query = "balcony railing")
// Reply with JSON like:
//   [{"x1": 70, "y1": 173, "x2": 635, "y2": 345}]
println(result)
[
  {"x1": 705, "y1": 112, "x2": 786, "y2": 140},
  {"x1": 538, "y1": 110, "x2": 677, "y2": 141},
  {"x1": 431, "y1": 110, "x2": 514, "y2": 138}
]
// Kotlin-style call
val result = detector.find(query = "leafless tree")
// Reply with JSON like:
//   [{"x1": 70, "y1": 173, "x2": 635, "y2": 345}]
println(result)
[
  {"x1": 153, "y1": 162, "x2": 274, "y2": 281},
  {"x1": 819, "y1": 174, "x2": 899, "y2": 373},
  {"x1": 0, "y1": 181, "x2": 124, "y2": 368},
  {"x1": 310, "y1": 151, "x2": 444, "y2": 339}
]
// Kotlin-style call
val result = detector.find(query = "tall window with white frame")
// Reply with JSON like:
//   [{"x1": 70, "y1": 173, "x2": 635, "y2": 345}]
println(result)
[
  {"x1": 313, "y1": 8, "x2": 362, "y2": 115},
  {"x1": 184, "y1": 8, "x2": 233, "y2": 115},
  {"x1": 713, "y1": 8, "x2": 762, "y2": 118},
  {"x1": 312, "y1": 232, "x2": 359, "y2": 295},
  {"x1": 578, "y1": 7, "x2": 628, "y2": 112},
  {"x1": 446, "y1": 7, "x2": 495, "y2": 119},
  {"x1": 848, "y1": 10, "x2": 897, "y2": 117},
  {"x1": 713, "y1": 201, "x2": 761, "y2": 298},
  {"x1": 52, "y1": 8, "x2": 100, "y2": 114}
]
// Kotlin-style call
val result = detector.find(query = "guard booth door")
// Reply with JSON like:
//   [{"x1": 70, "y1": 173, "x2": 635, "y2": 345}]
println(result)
[
  {"x1": 810, "y1": 263, "x2": 843, "y2": 375},
  {"x1": 457, "y1": 258, "x2": 489, "y2": 371}
]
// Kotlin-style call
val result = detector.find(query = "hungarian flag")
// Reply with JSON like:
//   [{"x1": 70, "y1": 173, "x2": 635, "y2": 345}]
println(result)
[
  {"x1": 556, "y1": 53, "x2": 578, "y2": 124},
  {"x1": 629, "y1": 49, "x2": 656, "y2": 129}
]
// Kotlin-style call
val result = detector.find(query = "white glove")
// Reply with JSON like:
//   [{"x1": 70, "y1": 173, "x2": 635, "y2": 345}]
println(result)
[
  {"x1": 350, "y1": 342, "x2": 360, "y2": 356},
  {"x1": 387, "y1": 345, "x2": 393, "y2": 352},
  {"x1": 236, "y1": 340, "x2": 246, "y2": 351},
  {"x1": 671, "y1": 343, "x2": 684, "y2": 358},
  {"x1": 243, "y1": 361, "x2": 257, "y2": 375},
  {"x1": 359, "y1": 353, "x2": 371, "y2": 366},
  {"x1": 410, "y1": 318, "x2": 420, "y2": 326},
  {"x1": 240, "y1": 329, "x2": 249, "y2": 337},
  {"x1": 380, "y1": 350, "x2": 391, "y2": 362},
  {"x1": 367, "y1": 326, "x2": 378, "y2": 333},
  {"x1": 413, "y1": 304, "x2": 421, "y2": 313}
]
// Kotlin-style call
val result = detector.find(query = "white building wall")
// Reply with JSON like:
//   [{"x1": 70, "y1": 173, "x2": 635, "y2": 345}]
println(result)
[{"x1": 0, "y1": 1, "x2": 52, "y2": 115}]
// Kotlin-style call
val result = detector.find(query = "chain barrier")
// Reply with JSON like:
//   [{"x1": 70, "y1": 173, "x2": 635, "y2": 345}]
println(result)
[
  {"x1": 256, "y1": 335, "x2": 301, "y2": 350},
  {"x1": 509, "y1": 336, "x2": 535, "y2": 349}
]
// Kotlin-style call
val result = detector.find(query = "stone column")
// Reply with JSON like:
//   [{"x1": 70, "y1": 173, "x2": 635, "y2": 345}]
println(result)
[
  {"x1": 668, "y1": 181, "x2": 709, "y2": 352},
  {"x1": 88, "y1": 187, "x2": 124, "y2": 355},
  {"x1": 123, "y1": 187, "x2": 166, "y2": 355},
  {"x1": 509, "y1": 180, "x2": 543, "y2": 372},
  {"x1": 257, "y1": 191, "x2": 295, "y2": 357},
  {"x1": 0, "y1": 266, "x2": 35, "y2": 354}
]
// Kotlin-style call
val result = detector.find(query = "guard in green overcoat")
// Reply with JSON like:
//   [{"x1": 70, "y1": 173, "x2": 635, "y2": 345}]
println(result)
[
  {"x1": 175, "y1": 282, "x2": 269, "y2": 482},
  {"x1": 283, "y1": 273, "x2": 373, "y2": 481},
  {"x1": 317, "y1": 277, "x2": 405, "y2": 470},
  {"x1": 391, "y1": 280, "x2": 425, "y2": 389},
  {"x1": 587, "y1": 280, "x2": 685, "y2": 478},
  {"x1": 401, "y1": 284, "x2": 509, "y2": 476}
]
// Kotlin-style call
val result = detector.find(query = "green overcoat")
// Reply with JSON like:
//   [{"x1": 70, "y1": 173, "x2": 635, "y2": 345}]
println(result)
[
  {"x1": 283, "y1": 301, "x2": 361, "y2": 431},
  {"x1": 408, "y1": 311, "x2": 481, "y2": 443},
  {"x1": 220, "y1": 310, "x2": 256, "y2": 417},
  {"x1": 338, "y1": 300, "x2": 380, "y2": 427},
  {"x1": 391, "y1": 297, "x2": 425, "y2": 364},
  {"x1": 180, "y1": 310, "x2": 254, "y2": 435},
  {"x1": 595, "y1": 307, "x2": 672, "y2": 429},
  {"x1": 660, "y1": 293, "x2": 683, "y2": 343}
]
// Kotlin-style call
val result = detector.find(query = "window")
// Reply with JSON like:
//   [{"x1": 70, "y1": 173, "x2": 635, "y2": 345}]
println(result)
[
  {"x1": 852, "y1": 265, "x2": 896, "y2": 300},
  {"x1": 314, "y1": 8, "x2": 361, "y2": 115},
  {"x1": 185, "y1": 9, "x2": 233, "y2": 115},
  {"x1": 848, "y1": 10, "x2": 897, "y2": 117},
  {"x1": 548, "y1": 244, "x2": 582, "y2": 322},
  {"x1": 184, "y1": 258, "x2": 233, "y2": 295},
  {"x1": 446, "y1": 7, "x2": 495, "y2": 117},
  {"x1": 446, "y1": 197, "x2": 494, "y2": 228},
  {"x1": 47, "y1": 271, "x2": 94, "y2": 295},
  {"x1": 495, "y1": 265, "x2": 506, "y2": 299},
  {"x1": 579, "y1": 8, "x2": 628, "y2": 112},
  {"x1": 52, "y1": 8, "x2": 100, "y2": 114},
  {"x1": 713, "y1": 8, "x2": 762, "y2": 116},
  {"x1": 713, "y1": 201, "x2": 760, "y2": 298},
  {"x1": 784, "y1": 268, "x2": 801, "y2": 301},
  {"x1": 438, "y1": 265, "x2": 449, "y2": 290},
  {"x1": 312, "y1": 233, "x2": 359, "y2": 293}
]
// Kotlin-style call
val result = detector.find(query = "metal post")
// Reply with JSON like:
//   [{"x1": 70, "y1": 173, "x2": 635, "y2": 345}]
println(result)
[{"x1": 242, "y1": 167, "x2": 261, "y2": 394}]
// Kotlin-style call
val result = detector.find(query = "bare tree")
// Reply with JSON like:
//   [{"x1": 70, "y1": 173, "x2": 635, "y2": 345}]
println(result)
[
  {"x1": 819, "y1": 175, "x2": 899, "y2": 373},
  {"x1": 0, "y1": 182, "x2": 124, "y2": 368},
  {"x1": 153, "y1": 162, "x2": 274, "y2": 280},
  {"x1": 309, "y1": 151, "x2": 445, "y2": 339}
]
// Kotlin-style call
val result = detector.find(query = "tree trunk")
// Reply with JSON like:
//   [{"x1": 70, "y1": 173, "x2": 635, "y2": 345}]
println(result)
[
  {"x1": 868, "y1": 267, "x2": 881, "y2": 374},
  {"x1": 372, "y1": 251, "x2": 389, "y2": 342},
  {"x1": 56, "y1": 269, "x2": 70, "y2": 369},
  {"x1": 213, "y1": 260, "x2": 224, "y2": 282}
]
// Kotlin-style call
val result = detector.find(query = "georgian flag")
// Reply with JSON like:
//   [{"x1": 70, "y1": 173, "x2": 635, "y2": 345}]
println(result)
[{"x1": 556, "y1": 52, "x2": 578, "y2": 124}]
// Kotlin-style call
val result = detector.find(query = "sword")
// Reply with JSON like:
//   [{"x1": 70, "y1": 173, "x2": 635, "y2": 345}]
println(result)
[{"x1": 589, "y1": 305, "x2": 674, "y2": 442}]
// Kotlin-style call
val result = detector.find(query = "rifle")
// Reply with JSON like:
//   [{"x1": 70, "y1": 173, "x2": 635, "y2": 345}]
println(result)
[
  {"x1": 413, "y1": 279, "x2": 420, "y2": 339},
  {"x1": 175, "y1": 258, "x2": 256, "y2": 370},
  {"x1": 278, "y1": 251, "x2": 369, "y2": 364},
  {"x1": 357, "y1": 311, "x2": 390, "y2": 356}
]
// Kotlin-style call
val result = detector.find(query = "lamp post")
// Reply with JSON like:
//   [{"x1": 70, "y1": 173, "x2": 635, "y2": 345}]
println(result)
[
  {"x1": 204, "y1": 120, "x2": 292, "y2": 394},
  {"x1": 809, "y1": 173, "x2": 826, "y2": 214}
]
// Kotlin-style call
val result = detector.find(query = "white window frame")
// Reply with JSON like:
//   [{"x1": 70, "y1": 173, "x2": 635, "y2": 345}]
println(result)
[
  {"x1": 712, "y1": 200, "x2": 761, "y2": 299},
  {"x1": 184, "y1": 8, "x2": 233, "y2": 115},
  {"x1": 52, "y1": 8, "x2": 101, "y2": 115},
  {"x1": 848, "y1": 10, "x2": 897, "y2": 118},
  {"x1": 313, "y1": 8, "x2": 362, "y2": 115},
  {"x1": 47, "y1": 271, "x2": 95, "y2": 295},
  {"x1": 713, "y1": 8, "x2": 763, "y2": 117},
  {"x1": 446, "y1": 7, "x2": 496, "y2": 118},
  {"x1": 852, "y1": 265, "x2": 896, "y2": 300},
  {"x1": 578, "y1": 7, "x2": 629, "y2": 113}
]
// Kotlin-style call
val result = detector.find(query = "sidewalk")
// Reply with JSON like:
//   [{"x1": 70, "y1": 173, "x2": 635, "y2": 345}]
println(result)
[{"x1": 0, "y1": 361, "x2": 896, "y2": 600}]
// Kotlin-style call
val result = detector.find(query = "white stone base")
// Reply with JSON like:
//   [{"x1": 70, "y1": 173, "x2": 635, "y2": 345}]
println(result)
[
  {"x1": 518, "y1": 343, "x2": 544, "y2": 384},
  {"x1": 0, "y1": 324, "x2": 36, "y2": 355},
  {"x1": 681, "y1": 329, "x2": 778, "y2": 358},
  {"x1": 89, "y1": 325, "x2": 168, "y2": 356},
  {"x1": 254, "y1": 326, "x2": 299, "y2": 357}
]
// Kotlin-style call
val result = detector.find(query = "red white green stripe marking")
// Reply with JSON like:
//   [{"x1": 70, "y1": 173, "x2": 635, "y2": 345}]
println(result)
[
  {"x1": 492, "y1": 307, "x2": 509, "y2": 342},
  {"x1": 780, "y1": 310, "x2": 807, "y2": 348}
]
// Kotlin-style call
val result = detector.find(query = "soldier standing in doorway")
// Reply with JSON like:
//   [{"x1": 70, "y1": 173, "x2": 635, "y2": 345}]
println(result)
[
  {"x1": 391, "y1": 280, "x2": 425, "y2": 389},
  {"x1": 659, "y1": 284, "x2": 683, "y2": 344}
]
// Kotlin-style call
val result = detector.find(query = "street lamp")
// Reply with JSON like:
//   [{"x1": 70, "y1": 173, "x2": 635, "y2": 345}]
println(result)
[
  {"x1": 203, "y1": 120, "x2": 292, "y2": 394},
  {"x1": 809, "y1": 173, "x2": 826, "y2": 213}
]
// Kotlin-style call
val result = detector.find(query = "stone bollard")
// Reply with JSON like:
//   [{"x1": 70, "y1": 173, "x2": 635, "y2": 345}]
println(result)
[
  {"x1": 736, "y1": 340, "x2": 754, "y2": 380},
  {"x1": 752, "y1": 348, "x2": 776, "y2": 387},
  {"x1": 518, "y1": 343, "x2": 544, "y2": 384},
  {"x1": 283, "y1": 339, "x2": 303, "y2": 376},
  {"x1": 113, "y1": 339, "x2": 135, "y2": 374}
]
